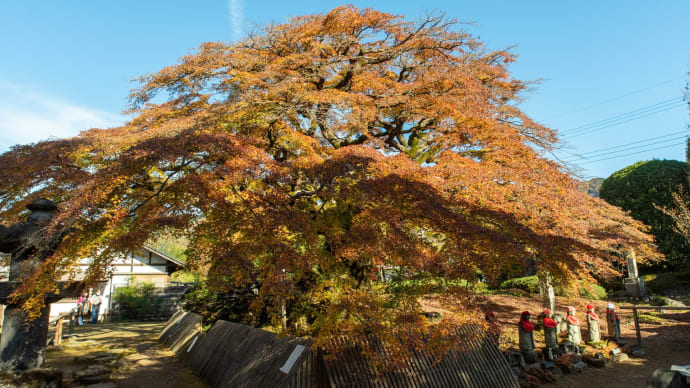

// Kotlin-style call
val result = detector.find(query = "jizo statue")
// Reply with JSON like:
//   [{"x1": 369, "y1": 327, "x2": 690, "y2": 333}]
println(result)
[
  {"x1": 0, "y1": 199, "x2": 59, "y2": 371},
  {"x1": 606, "y1": 303, "x2": 624, "y2": 344},
  {"x1": 565, "y1": 306, "x2": 582, "y2": 346},
  {"x1": 586, "y1": 304, "x2": 601, "y2": 343},
  {"x1": 542, "y1": 308, "x2": 559, "y2": 361},
  {"x1": 518, "y1": 311, "x2": 538, "y2": 363},
  {"x1": 542, "y1": 308, "x2": 559, "y2": 349}
]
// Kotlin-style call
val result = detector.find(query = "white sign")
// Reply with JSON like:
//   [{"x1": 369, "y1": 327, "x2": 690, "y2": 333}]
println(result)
[
  {"x1": 279, "y1": 345, "x2": 306, "y2": 374},
  {"x1": 187, "y1": 336, "x2": 199, "y2": 353}
]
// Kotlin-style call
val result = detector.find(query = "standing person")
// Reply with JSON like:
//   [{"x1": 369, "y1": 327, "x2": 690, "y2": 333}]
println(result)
[
  {"x1": 76, "y1": 292, "x2": 88, "y2": 326},
  {"x1": 82, "y1": 291, "x2": 91, "y2": 323},
  {"x1": 89, "y1": 290, "x2": 103, "y2": 324}
]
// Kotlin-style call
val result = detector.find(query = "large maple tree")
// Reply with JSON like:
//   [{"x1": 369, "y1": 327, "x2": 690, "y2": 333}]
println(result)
[{"x1": 0, "y1": 6, "x2": 657, "y2": 354}]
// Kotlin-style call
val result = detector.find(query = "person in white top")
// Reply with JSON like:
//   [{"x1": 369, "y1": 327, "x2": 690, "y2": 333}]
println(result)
[{"x1": 89, "y1": 291, "x2": 103, "y2": 324}]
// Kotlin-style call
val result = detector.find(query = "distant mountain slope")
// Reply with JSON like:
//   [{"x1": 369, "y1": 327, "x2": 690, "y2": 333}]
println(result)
[{"x1": 577, "y1": 177, "x2": 603, "y2": 197}]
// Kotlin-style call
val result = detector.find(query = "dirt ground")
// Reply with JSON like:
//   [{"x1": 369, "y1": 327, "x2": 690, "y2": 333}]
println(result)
[
  {"x1": 425, "y1": 293, "x2": 690, "y2": 387},
  {"x1": 46, "y1": 321, "x2": 207, "y2": 388},
  {"x1": 45, "y1": 296, "x2": 689, "y2": 387},
  {"x1": 551, "y1": 307, "x2": 690, "y2": 387}
]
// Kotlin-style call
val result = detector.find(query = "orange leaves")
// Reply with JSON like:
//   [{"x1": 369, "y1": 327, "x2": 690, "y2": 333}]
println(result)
[{"x1": 0, "y1": 5, "x2": 661, "y2": 361}]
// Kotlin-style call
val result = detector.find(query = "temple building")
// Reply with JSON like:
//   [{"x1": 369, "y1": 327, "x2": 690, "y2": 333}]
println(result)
[{"x1": 1, "y1": 245, "x2": 185, "y2": 320}]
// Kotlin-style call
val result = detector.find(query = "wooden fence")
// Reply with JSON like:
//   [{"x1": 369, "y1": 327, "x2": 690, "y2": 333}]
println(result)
[
  {"x1": 306, "y1": 325, "x2": 519, "y2": 388},
  {"x1": 618, "y1": 305, "x2": 690, "y2": 347},
  {"x1": 159, "y1": 313, "x2": 518, "y2": 388}
]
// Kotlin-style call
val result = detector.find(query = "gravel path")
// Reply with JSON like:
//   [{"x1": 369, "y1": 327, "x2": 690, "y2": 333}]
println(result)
[{"x1": 46, "y1": 321, "x2": 207, "y2": 387}]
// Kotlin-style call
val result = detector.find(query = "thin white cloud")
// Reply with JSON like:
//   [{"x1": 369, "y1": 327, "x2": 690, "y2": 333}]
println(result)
[
  {"x1": 228, "y1": 0, "x2": 245, "y2": 41},
  {"x1": 0, "y1": 82, "x2": 124, "y2": 152}
]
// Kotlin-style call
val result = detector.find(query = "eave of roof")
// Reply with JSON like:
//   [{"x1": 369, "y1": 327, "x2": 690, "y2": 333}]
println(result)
[{"x1": 142, "y1": 245, "x2": 186, "y2": 267}]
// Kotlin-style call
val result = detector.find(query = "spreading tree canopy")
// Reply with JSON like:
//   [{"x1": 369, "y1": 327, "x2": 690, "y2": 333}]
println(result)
[
  {"x1": 0, "y1": 6, "x2": 657, "y2": 357},
  {"x1": 600, "y1": 160, "x2": 690, "y2": 268}
]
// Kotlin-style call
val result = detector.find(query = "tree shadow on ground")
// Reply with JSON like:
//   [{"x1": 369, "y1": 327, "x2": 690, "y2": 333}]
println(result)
[
  {"x1": 473, "y1": 294, "x2": 690, "y2": 387},
  {"x1": 46, "y1": 321, "x2": 207, "y2": 388}
]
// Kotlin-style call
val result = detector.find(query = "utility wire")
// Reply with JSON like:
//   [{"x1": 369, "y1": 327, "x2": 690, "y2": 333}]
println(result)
[
  {"x1": 560, "y1": 97, "x2": 683, "y2": 135},
  {"x1": 547, "y1": 76, "x2": 685, "y2": 119},
  {"x1": 561, "y1": 129, "x2": 688, "y2": 157},
  {"x1": 565, "y1": 135, "x2": 686, "y2": 161},
  {"x1": 563, "y1": 102, "x2": 686, "y2": 138},
  {"x1": 575, "y1": 141, "x2": 687, "y2": 164}
]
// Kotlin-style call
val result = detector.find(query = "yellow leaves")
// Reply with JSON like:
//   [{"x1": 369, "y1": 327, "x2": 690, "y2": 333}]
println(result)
[{"x1": 0, "y1": 5, "x2": 662, "y2": 361}]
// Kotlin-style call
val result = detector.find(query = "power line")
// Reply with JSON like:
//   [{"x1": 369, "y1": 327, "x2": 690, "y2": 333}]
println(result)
[
  {"x1": 562, "y1": 97, "x2": 682, "y2": 134},
  {"x1": 565, "y1": 135, "x2": 687, "y2": 161},
  {"x1": 562, "y1": 129, "x2": 689, "y2": 157},
  {"x1": 564, "y1": 103, "x2": 686, "y2": 139},
  {"x1": 575, "y1": 141, "x2": 687, "y2": 165},
  {"x1": 547, "y1": 76, "x2": 686, "y2": 119},
  {"x1": 560, "y1": 97, "x2": 684, "y2": 136}
]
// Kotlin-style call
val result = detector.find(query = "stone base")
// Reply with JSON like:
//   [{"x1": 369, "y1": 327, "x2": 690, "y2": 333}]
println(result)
[
  {"x1": 583, "y1": 352, "x2": 610, "y2": 368},
  {"x1": 631, "y1": 346, "x2": 647, "y2": 358},
  {"x1": 507, "y1": 350, "x2": 525, "y2": 368},
  {"x1": 0, "y1": 367, "x2": 62, "y2": 388},
  {"x1": 543, "y1": 347, "x2": 560, "y2": 361},
  {"x1": 0, "y1": 304, "x2": 50, "y2": 371},
  {"x1": 624, "y1": 277, "x2": 647, "y2": 298},
  {"x1": 555, "y1": 353, "x2": 586, "y2": 374},
  {"x1": 560, "y1": 341, "x2": 580, "y2": 355}
]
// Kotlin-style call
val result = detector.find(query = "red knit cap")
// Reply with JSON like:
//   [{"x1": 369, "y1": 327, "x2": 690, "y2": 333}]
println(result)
[
  {"x1": 543, "y1": 308, "x2": 552, "y2": 315},
  {"x1": 586, "y1": 304, "x2": 594, "y2": 310}
]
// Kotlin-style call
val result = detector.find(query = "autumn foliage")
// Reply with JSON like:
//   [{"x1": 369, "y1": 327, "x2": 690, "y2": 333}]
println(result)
[{"x1": 0, "y1": 6, "x2": 658, "y2": 357}]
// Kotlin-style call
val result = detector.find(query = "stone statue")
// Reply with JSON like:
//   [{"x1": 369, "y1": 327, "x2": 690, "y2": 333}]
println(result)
[
  {"x1": 542, "y1": 308, "x2": 559, "y2": 361},
  {"x1": 0, "y1": 199, "x2": 58, "y2": 371},
  {"x1": 565, "y1": 306, "x2": 582, "y2": 346},
  {"x1": 518, "y1": 311, "x2": 538, "y2": 363},
  {"x1": 553, "y1": 312, "x2": 567, "y2": 334},
  {"x1": 586, "y1": 304, "x2": 601, "y2": 343},
  {"x1": 606, "y1": 303, "x2": 625, "y2": 344}
]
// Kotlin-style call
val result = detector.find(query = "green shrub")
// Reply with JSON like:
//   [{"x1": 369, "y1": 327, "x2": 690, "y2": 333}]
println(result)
[
  {"x1": 649, "y1": 295, "x2": 667, "y2": 306},
  {"x1": 600, "y1": 160, "x2": 690, "y2": 268},
  {"x1": 180, "y1": 281, "x2": 263, "y2": 328},
  {"x1": 498, "y1": 276, "x2": 606, "y2": 299},
  {"x1": 499, "y1": 275, "x2": 540, "y2": 293},
  {"x1": 171, "y1": 270, "x2": 200, "y2": 283},
  {"x1": 641, "y1": 270, "x2": 690, "y2": 294},
  {"x1": 386, "y1": 278, "x2": 486, "y2": 294},
  {"x1": 638, "y1": 313, "x2": 663, "y2": 324},
  {"x1": 113, "y1": 282, "x2": 163, "y2": 320},
  {"x1": 578, "y1": 283, "x2": 607, "y2": 300}
]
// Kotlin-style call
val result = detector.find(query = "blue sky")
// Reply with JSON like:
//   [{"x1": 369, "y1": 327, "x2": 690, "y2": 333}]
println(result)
[{"x1": 1, "y1": 1, "x2": 688, "y2": 178}]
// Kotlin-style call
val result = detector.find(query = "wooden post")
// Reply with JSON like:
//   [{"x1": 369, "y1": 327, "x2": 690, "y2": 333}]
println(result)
[
  {"x1": 632, "y1": 307, "x2": 641, "y2": 347},
  {"x1": 54, "y1": 316, "x2": 63, "y2": 346},
  {"x1": 68, "y1": 310, "x2": 75, "y2": 334}
]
